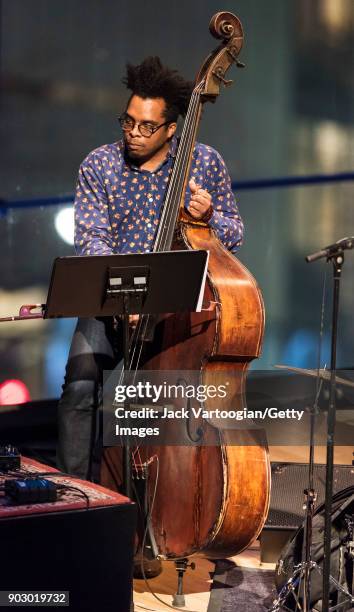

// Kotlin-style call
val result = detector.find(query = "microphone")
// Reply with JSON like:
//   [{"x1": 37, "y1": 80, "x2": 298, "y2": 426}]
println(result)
[{"x1": 306, "y1": 236, "x2": 354, "y2": 263}]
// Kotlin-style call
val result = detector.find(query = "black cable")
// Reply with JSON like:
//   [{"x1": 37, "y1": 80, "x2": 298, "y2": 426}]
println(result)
[
  {"x1": 56, "y1": 484, "x2": 91, "y2": 508},
  {"x1": 134, "y1": 456, "x2": 199, "y2": 612},
  {"x1": 0, "y1": 469, "x2": 92, "y2": 508}
]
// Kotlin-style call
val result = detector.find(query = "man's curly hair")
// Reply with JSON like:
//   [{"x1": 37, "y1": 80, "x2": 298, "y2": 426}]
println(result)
[{"x1": 122, "y1": 56, "x2": 193, "y2": 122}]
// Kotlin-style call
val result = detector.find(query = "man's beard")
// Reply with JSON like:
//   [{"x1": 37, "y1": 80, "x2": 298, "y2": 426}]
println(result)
[
  {"x1": 124, "y1": 145, "x2": 149, "y2": 166},
  {"x1": 124, "y1": 137, "x2": 170, "y2": 166}
]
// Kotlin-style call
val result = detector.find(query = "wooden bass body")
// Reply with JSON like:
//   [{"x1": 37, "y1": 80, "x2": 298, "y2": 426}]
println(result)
[{"x1": 102, "y1": 226, "x2": 270, "y2": 559}]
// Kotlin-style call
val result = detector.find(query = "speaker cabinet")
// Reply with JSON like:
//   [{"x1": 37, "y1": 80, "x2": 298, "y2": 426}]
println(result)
[{"x1": 260, "y1": 462, "x2": 354, "y2": 563}]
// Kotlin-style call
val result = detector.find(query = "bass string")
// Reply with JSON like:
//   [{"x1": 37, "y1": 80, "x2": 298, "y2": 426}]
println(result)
[
  {"x1": 111, "y1": 87, "x2": 200, "y2": 384},
  {"x1": 128, "y1": 95, "x2": 204, "y2": 467},
  {"x1": 126, "y1": 86, "x2": 200, "y2": 372},
  {"x1": 130, "y1": 85, "x2": 206, "y2": 497},
  {"x1": 115, "y1": 82, "x2": 205, "y2": 464},
  {"x1": 129, "y1": 82, "x2": 203, "y2": 432},
  {"x1": 128, "y1": 82, "x2": 204, "y2": 366},
  {"x1": 126, "y1": 94, "x2": 203, "y2": 456},
  {"x1": 152, "y1": 84, "x2": 201, "y2": 249},
  {"x1": 154, "y1": 81, "x2": 205, "y2": 252},
  {"x1": 158, "y1": 86, "x2": 204, "y2": 250}
]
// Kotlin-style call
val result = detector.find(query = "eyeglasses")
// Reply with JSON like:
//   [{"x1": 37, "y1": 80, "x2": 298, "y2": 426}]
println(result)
[{"x1": 118, "y1": 113, "x2": 170, "y2": 138}]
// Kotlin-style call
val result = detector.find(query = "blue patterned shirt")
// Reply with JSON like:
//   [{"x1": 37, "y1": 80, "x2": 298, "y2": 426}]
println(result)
[{"x1": 74, "y1": 136, "x2": 243, "y2": 255}]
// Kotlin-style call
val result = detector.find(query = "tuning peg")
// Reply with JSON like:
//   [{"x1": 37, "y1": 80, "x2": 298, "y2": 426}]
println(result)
[{"x1": 212, "y1": 67, "x2": 233, "y2": 87}]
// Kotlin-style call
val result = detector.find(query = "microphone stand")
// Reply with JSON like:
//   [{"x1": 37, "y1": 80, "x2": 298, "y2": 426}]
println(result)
[
  {"x1": 306, "y1": 237, "x2": 354, "y2": 611},
  {"x1": 270, "y1": 238, "x2": 354, "y2": 612},
  {"x1": 321, "y1": 250, "x2": 341, "y2": 612}
]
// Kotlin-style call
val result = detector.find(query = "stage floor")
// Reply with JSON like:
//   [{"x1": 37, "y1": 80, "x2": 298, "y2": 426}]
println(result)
[{"x1": 133, "y1": 541, "x2": 275, "y2": 612}]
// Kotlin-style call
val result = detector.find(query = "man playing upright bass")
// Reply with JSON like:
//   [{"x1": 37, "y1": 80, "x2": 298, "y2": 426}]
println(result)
[{"x1": 57, "y1": 55, "x2": 244, "y2": 484}]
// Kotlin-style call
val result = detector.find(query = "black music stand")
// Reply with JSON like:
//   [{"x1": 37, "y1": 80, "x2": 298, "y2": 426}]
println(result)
[{"x1": 44, "y1": 250, "x2": 209, "y2": 498}]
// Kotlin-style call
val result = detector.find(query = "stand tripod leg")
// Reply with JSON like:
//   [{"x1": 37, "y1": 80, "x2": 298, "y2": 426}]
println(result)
[{"x1": 270, "y1": 566, "x2": 304, "y2": 611}]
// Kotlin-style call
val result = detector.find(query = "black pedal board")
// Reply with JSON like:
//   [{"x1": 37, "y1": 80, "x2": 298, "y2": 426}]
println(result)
[{"x1": 5, "y1": 478, "x2": 57, "y2": 504}]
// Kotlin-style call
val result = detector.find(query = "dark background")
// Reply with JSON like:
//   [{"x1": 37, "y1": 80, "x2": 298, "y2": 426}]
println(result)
[{"x1": 1, "y1": 0, "x2": 354, "y2": 400}]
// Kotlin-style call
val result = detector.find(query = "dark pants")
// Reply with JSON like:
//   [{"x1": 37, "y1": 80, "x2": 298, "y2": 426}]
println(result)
[{"x1": 56, "y1": 317, "x2": 121, "y2": 481}]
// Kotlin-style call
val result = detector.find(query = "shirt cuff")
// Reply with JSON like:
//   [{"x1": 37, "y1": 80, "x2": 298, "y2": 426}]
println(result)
[{"x1": 201, "y1": 206, "x2": 214, "y2": 224}]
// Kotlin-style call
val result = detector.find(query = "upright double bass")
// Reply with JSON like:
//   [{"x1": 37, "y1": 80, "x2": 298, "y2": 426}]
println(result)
[{"x1": 102, "y1": 11, "x2": 270, "y2": 560}]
